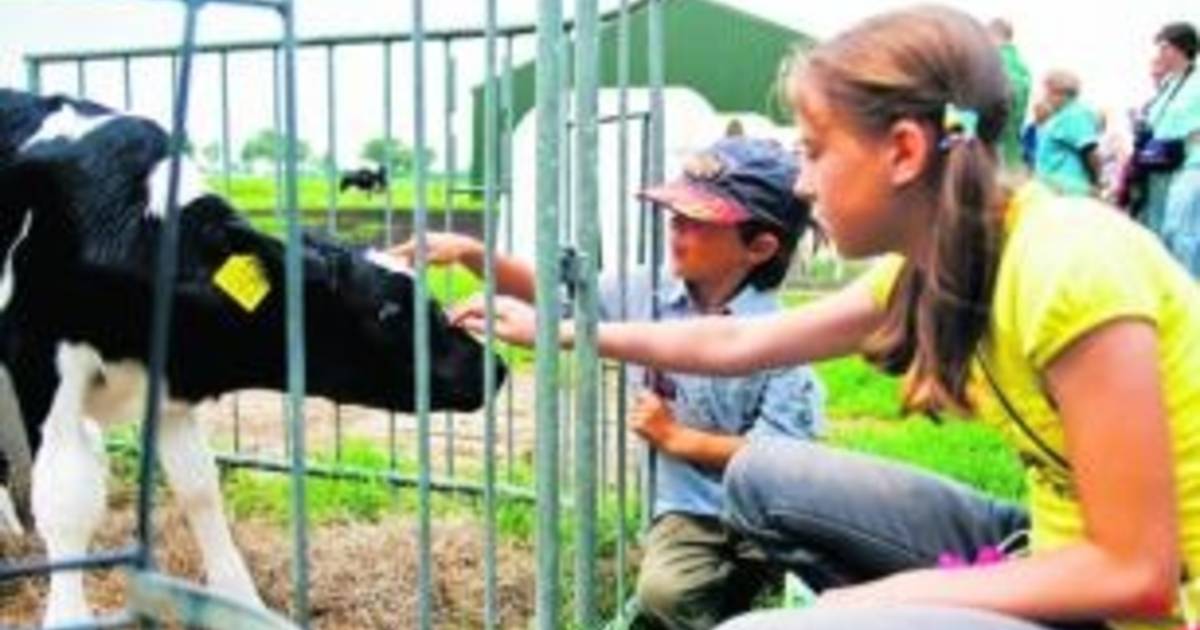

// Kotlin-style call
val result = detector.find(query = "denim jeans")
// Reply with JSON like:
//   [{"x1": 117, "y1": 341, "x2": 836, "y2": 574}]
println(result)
[{"x1": 718, "y1": 438, "x2": 1107, "y2": 630}]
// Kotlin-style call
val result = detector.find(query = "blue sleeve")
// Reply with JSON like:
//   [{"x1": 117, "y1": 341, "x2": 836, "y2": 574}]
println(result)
[
  {"x1": 596, "y1": 266, "x2": 654, "y2": 322},
  {"x1": 743, "y1": 366, "x2": 824, "y2": 441}
]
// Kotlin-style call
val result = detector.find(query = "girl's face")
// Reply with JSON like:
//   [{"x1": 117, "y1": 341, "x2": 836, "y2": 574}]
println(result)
[{"x1": 790, "y1": 72, "x2": 927, "y2": 259}]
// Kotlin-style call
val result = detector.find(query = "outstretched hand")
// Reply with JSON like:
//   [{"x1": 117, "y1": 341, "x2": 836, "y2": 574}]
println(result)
[
  {"x1": 388, "y1": 232, "x2": 481, "y2": 269},
  {"x1": 450, "y1": 294, "x2": 540, "y2": 348}
]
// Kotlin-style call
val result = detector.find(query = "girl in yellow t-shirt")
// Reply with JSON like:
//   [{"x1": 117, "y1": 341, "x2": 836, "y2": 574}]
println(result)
[{"x1": 456, "y1": 6, "x2": 1200, "y2": 630}]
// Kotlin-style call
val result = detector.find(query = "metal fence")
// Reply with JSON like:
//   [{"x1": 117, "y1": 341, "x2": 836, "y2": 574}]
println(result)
[{"x1": 5, "y1": 0, "x2": 667, "y2": 628}]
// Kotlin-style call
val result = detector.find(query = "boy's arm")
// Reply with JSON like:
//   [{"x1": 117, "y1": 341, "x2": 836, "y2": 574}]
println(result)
[
  {"x1": 632, "y1": 392, "x2": 744, "y2": 470},
  {"x1": 389, "y1": 232, "x2": 538, "y2": 302},
  {"x1": 653, "y1": 365, "x2": 823, "y2": 471}
]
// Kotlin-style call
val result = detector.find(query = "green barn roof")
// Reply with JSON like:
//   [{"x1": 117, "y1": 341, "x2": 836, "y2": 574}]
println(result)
[{"x1": 470, "y1": 0, "x2": 815, "y2": 182}]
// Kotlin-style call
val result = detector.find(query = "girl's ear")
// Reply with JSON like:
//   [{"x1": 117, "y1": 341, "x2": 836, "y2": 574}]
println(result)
[{"x1": 887, "y1": 118, "x2": 935, "y2": 188}]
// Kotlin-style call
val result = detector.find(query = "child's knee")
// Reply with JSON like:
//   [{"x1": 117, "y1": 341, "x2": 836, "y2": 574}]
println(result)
[{"x1": 636, "y1": 566, "x2": 689, "y2": 621}]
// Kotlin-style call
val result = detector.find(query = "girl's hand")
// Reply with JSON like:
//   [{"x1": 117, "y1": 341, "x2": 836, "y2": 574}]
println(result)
[
  {"x1": 389, "y1": 232, "x2": 481, "y2": 268},
  {"x1": 450, "y1": 294, "x2": 539, "y2": 347}
]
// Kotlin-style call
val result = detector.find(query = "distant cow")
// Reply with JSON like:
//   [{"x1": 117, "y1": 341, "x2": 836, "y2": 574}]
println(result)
[
  {"x1": 339, "y1": 165, "x2": 388, "y2": 196},
  {"x1": 0, "y1": 89, "x2": 504, "y2": 626}
]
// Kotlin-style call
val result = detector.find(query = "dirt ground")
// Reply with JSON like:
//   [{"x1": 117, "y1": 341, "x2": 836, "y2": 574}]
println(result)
[
  {"x1": 0, "y1": 371, "x2": 637, "y2": 629},
  {"x1": 0, "y1": 486, "x2": 537, "y2": 628}
]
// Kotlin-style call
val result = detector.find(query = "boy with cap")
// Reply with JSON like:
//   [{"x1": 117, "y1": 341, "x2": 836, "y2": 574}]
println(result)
[{"x1": 392, "y1": 136, "x2": 823, "y2": 629}]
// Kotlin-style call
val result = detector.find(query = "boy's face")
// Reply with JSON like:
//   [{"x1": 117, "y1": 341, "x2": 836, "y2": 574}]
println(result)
[{"x1": 667, "y1": 212, "x2": 756, "y2": 283}]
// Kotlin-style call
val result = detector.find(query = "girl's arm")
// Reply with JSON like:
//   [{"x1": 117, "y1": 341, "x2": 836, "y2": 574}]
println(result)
[
  {"x1": 821, "y1": 319, "x2": 1179, "y2": 621},
  {"x1": 390, "y1": 232, "x2": 537, "y2": 302},
  {"x1": 456, "y1": 280, "x2": 886, "y2": 375}
]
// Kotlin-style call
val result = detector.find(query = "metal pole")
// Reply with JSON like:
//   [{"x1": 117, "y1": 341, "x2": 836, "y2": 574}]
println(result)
[
  {"x1": 136, "y1": 0, "x2": 202, "y2": 576},
  {"x1": 411, "y1": 2, "x2": 434, "y2": 627},
  {"x1": 644, "y1": 0, "x2": 666, "y2": 534},
  {"x1": 442, "y1": 40, "x2": 457, "y2": 480},
  {"x1": 272, "y1": 48, "x2": 284, "y2": 222},
  {"x1": 384, "y1": 39, "x2": 400, "y2": 477},
  {"x1": 219, "y1": 51, "x2": 233, "y2": 198},
  {"x1": 534, "y1": 0, "x2": 564, "y2": 627},
  {"x1": 25, "y1": 59, "x2": 41, "y2": 95},
  {"x1": 501, "y1": 35, "x2": 516, "y2": 486},
  {"x1": 482, "y1": 3, "x2": 500, "y2": 626},
  {"x1": 326, "y1": 44, "x2": 339, "y2": 236},
  {"x1": 571, "y1": 0, "x2": 600, "y2": 624},
  {"x1": 76, "y1": 58, "x2": 86, "y2": 98},
  {"x1": 279, "y1": 0, "x2": 310, "y2": 625},
  {"x1": 122, "y1": 55, "x2": 133, "y2": 111},
  {"x1": 383, "y1": 41, "x2": 395, "y2": 245},
  {"x1": 615, "y1": 0, "x2": 631, "y2": 616}
]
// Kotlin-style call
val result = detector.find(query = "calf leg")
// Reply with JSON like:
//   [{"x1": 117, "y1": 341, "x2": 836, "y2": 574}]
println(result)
[
  {"x1": 158, "y1": 401, "x2": 263, "y2": 607},
  {"x1": 33, "y1": 343, "x2": 107, "y2": 627}
]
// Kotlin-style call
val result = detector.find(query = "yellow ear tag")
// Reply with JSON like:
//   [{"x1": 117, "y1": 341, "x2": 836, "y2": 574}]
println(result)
[{"x1": 213, "y1": 254, "x2": 271, "y2": 313}]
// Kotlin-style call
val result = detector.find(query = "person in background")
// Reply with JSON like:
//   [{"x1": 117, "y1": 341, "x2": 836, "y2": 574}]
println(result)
[
  {"x1": 989, "y1": 18, "x2": 1031, "y2": 172},
  {"x1": 1145, "y1": 22, "x2": 1200, "y2": 276},
  {"x1": 1033, "y1": 70, "x2": 1102, "y2": 196}
]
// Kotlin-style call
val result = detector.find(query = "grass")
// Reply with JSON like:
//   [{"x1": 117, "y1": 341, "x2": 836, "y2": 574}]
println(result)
[{"x1": 211, "y1": 173, "x2": 483, "y2": 215}]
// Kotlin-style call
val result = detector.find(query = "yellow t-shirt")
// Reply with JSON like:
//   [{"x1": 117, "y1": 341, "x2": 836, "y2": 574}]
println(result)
[{"x1": 861, "y1": 181, "x2": 1200, "y2": 630}]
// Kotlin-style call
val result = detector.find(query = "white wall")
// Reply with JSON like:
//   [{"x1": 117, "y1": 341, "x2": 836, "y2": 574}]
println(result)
[{"x1": 500, "y1": 87, "x2": 796, "y2": 275}]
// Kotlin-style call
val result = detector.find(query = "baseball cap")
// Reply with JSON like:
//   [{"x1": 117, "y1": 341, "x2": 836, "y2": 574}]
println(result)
[{"x1": 638, "y1": 137, "x2": 810, "y2": 236}]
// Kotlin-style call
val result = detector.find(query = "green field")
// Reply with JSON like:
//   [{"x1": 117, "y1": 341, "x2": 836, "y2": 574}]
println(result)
[{"x1": 213, "y1": 173, "x2": 483, "y2": 215}]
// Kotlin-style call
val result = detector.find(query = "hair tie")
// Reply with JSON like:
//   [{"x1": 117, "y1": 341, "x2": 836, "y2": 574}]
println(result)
[{"x1": 940, "y1": 103, "x2": 980, "y2": 150}]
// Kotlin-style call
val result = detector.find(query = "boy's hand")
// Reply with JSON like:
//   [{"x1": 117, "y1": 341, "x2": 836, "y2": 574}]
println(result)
[
  {"x1": 389, "y1": 232, "x2": 481, "y2": 268},
  {"x1": 450, "y1": 294, "x2": 540, "y2": 347},
  {"x1": 632, "y1": 392, "x2": 681, "y2": 452}
]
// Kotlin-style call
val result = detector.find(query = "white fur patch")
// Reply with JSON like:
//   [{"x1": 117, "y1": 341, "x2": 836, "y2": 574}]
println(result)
[
  {"x1": 146, "y1": 156, "x2": 207, "y2": 219},
  {"x1": 0, "y1": 487, "x2": 24, "y2": 535},
  {"x1": 19, "y1": 104, "x2": 115, "y2": 153},
  {"x1": 0, "y1": 209, "x2": 34, "y2": 312},
  {"x1": 364, "y1": 248, "x2": 414, "y2": 276},
  {"x1": 84, "y1": 360, "x2": 147, "y2": 427}
]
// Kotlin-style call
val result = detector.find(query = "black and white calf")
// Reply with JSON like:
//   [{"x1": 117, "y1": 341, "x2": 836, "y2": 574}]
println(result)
[{"x1": 0, "y1": 88, "x2": 505, "y2": 625}]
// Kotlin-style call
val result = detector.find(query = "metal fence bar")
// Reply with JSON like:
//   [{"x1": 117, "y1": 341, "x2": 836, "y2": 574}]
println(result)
[
  {"x1": 325, "y1": 44, "x2": 339, "y2": 236},
  {"x1": 411, "y1": 1, "x2": 435, "y2": 627},
  {"x1": 219, "y1": 50, "x2": 233, "y2": 198},
  {"x1": 122, "y1": 55, "x2": 133, "y2": 110},
  {"x1": 558, "y1": 29, "x2": 574, "y2": 498},
  {"x1": 643, "y1": 0, "x2": 666, "y2": 534},
  {"x1": 481, "y1": 3, "x2": 500, "y2": 626},
  {"x1": 27, "y1": 3, "x2": 649, "y2": 64},
  {"x1": 135, "y1": 0, "x2": 202, "y2": 580},
  {"x1": 75, "y1": 58, "x2": 86, "y2": 98},
  {"x1": 534, "y1": 0, "x2": 564, "y2": 627},
  {"x1": 384, "y1": 38, "x2": 401, "y2": 477},
  {"x1": 382, "y1": 41, "x2": 395, "y2": 246},
  {"x1": 128, "y1": 571, "x2": 297, "y2": 630},
  {"x1": 272, "y1": 47, "x2": 284, "y2": 222},
  {"x1": 614, "y1": 0, "x2": 632, "y2": 616},
  {"x1": 278, "y1": 0, "x2": 311, "y2": 624},
  {"x1": 323, "y1": 44, "x2": 345, "y2": 465},
  {"x1": 25, "y1": 59, "x2": 40, "y2": 94},
  {"x1": 214, "y1": 453, "x2": 538, "y2": 500},
  {"x1": 572, "y1": 0, "x2": 601, "y2": 624},
  {"x1": 500, "y1": 34, "x2": 517, "y2": 486},
  {"x1": 0, "y1": 548, "x2": 140, "y2": 581},
  {"x1": 442, "y1": 40, "x2": 457, "y2": 480}
]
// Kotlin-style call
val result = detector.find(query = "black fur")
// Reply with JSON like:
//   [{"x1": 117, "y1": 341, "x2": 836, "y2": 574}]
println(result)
[{"x1": 0, "y1": 89, "x2": 505, "y2": 464}]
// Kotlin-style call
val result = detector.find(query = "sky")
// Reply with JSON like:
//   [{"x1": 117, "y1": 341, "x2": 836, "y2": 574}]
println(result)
[{"x1": 0, "y1": 0, "x2": 1196, "y2": 169}]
